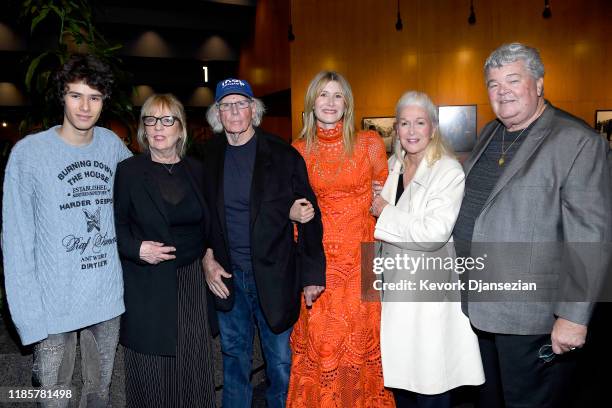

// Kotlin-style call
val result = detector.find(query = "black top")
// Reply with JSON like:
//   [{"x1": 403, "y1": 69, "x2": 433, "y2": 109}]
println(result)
[
  {"x1": 395, "y1": 173, "x2": 404, "y2": 205},
  {"x1": 454, "y1": 122, "x2": 535, "y2": 257},
  {"x1": 223, "y1": 135, "x2": 257, "y2": 272},
  {"x1": 152, "y1": 161, "x2": 204, "y2": 267},
  {"x1": 114, "y1": 154, "x2": 216, "y2": 355}
]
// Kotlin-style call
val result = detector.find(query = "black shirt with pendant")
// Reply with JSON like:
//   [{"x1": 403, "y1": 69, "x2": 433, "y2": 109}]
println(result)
[
  {"x1": 454, "y1": 120, "x2": 538, "y2": 257},
  {"x1": 152, "y1": 160, "x2": 204, "y2": 267}
]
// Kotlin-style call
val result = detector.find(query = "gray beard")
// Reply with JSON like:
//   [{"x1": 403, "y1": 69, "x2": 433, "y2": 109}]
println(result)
[{"x1": 228, "y1": 133, "x2": 240, "y2": 144}]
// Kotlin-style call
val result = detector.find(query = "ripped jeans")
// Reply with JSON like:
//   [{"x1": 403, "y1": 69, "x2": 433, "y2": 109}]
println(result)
[{"x1": 32, "y1": 316, "x2": 120, "y2": 408}]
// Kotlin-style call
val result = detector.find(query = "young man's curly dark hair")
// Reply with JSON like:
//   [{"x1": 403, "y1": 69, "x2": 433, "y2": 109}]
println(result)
[{"x1": 55, "y1": 54, "x2": 114, "y2": 104}]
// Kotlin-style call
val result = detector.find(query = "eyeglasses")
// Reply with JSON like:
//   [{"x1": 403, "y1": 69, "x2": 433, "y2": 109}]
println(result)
[
  {"x1": 142, "y1": 116, "x2": 179, "y2": 127},
  {"x1": 217, "y1": 99, "x2": 252, "y2": 112},
  {"x1": 538, "y1": 344, "x2": 555, "y2": 362},
  {"x1": 538, "y1": 343, "x2": 578, "y2": 363}
]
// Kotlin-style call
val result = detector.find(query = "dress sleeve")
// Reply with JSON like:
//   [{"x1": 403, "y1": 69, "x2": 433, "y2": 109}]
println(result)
[{"x1": 364, "y1": 131, "x2": 389, "y2": 184}]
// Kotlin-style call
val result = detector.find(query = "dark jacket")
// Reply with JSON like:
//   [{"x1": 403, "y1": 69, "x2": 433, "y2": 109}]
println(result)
[
  {"x1": 114, "y1": 153, "x2": 217, "y2": 355},
  {"x1": 201, "y1": 128, "x2": 326, "y2": 333}
]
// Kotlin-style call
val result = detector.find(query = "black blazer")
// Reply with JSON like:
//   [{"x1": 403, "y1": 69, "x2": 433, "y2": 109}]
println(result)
[
  {"x1": 201, "y1": 128, "x2": 326, "y2": 333},
  {"x1": 114, "y1": 153, "x2": 216, "y2": 356}
]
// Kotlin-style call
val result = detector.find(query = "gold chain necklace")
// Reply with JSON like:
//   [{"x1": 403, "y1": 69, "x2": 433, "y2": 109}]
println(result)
[{"x1": 498, "y1": 126, "x2": 528, "y2": 166}]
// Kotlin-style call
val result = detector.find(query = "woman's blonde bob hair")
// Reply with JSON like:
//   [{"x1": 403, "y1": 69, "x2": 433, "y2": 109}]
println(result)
[
  {"x1": 393, "y1": 91, "x2": 453, "y2": 166},
  {"x1": 299, "y1": 71, "x2": 356, "y2": 155},
  {"x1": 137, "y1": 93, "x2": 188, "y2": 157}
]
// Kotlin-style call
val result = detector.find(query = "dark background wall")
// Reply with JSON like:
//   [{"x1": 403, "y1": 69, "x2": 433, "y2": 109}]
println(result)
[{"x1": 1, "y1": 1, "x2": 610, "y2": 142}]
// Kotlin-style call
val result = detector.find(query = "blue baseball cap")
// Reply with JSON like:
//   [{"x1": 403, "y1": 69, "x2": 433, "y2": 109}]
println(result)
[{"x1": 215, "y1": 78, "x2": 254, "y2": 102}]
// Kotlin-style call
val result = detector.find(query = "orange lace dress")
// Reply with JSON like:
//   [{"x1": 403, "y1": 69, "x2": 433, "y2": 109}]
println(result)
[{"x1": 287, "y1": 122, "x2": 394, "y2": 407}]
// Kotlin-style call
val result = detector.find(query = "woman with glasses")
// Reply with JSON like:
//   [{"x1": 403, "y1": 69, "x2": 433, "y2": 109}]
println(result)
[
  {"x1": 114, "y1": 94, "x2": 216, "y2": 407},
  {"x1": 286, "y1": 71, "x2": 394, "y2": 407}
]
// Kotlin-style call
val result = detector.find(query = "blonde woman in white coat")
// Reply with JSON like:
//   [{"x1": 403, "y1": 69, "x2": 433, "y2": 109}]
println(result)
[{"x1": 370, "y1": 91, "x2": 484, "y2": 408}]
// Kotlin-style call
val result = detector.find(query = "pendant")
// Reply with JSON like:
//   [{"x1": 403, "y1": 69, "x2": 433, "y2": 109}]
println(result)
[{"x1": 498, "y1": 155, "x2": 505, "y2": 167}]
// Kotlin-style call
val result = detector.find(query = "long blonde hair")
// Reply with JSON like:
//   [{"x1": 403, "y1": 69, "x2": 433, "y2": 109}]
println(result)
[{"x1": 299, "y1": 71, "x2": 356, "y2": 155}]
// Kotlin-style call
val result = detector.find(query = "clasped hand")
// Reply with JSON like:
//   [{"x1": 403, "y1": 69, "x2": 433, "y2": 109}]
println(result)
[
  {"x1": 551, "y1": 317, "x2": 587, "y2": 354},
  {"x1": 139, "y1": 241, "x2": 176, "y2": 264},
  {"x1": 304, "y1": 285, "x2": 325, "y2": 307},
  {"x1": 370, "y1": 180, "x2": 387, "y2": 217},
  {"x1": 290, "y1": 198, "x2": 315, "y2": 223}
]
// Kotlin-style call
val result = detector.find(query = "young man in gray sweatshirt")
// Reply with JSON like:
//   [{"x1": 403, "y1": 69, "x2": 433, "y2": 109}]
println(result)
[{"x1": 2, "y1": 54, "x2": 132, "y2": 406}]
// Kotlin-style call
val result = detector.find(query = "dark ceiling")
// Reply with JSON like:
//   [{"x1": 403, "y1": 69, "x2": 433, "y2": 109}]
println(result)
[
  {"x1": 94, "y1": 0, "x2": 257, "y2": 35},
  {"x1": 1, "y1": 0, "x2": 260, "y2": 105}
]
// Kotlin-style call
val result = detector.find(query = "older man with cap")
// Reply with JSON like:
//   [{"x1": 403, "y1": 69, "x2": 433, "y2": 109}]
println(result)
[
  {"x1": 454, "y1": 43, "x2": 612, "y2": 407},
  {"x1": 201, "y1": 78, "x2": 326, "y2": 408}
]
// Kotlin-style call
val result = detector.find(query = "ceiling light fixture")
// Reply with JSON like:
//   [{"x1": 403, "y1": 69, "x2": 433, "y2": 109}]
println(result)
[
  {"x1": 288, "y1": 0, "x2": 295, "y2": 41},
  {"x1": 468, "y1": 0, "x2": 476, "y2": 25},
  {"x1": 542, "y1": 0, "x2": 552, "y2": 19},
  {"x1": 395, "y1": 0, "x2": 403, "y2": 31}
]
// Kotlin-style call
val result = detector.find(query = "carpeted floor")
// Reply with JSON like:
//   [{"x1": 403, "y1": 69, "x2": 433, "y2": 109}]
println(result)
[
  {"x1": 2, "y1": 303, "x2": 610, "y2": 407},
  {"x1": 0, "y1": 311, "x2": 267, "y2": 407}
]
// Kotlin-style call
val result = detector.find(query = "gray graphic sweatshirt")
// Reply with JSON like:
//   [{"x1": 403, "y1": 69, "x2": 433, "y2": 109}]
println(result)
[{"x1": 2, "y1": 126, "x2": 132, "y2": 345}]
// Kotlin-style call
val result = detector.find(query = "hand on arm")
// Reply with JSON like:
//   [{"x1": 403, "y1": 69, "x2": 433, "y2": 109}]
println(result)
[
  {"x1": 368, "y1": 134, "x2": 390, "y2": 218},
  {"x1": 303, "y1": 285, "x2": 325, "y2": 307},
  {"x1": 202, "y1": 248, "x2": 232, "y2": 299},
  {"x1": 370, "y1": 194, "x2": 389, "y2": 217},
  {"x1": 291, "y1": 154, "x2": 326, "y2": 290},
  {"x1": 290, "y1": 198, "x2": 315, "y2": 224},
  {"x1": 551, "y1": 317, "x2": 587, "y2": 354},
  {"x1": 139, "y1": 241, "x2": 176, "y2": 264},
  {"x1": 372, "y1": 180, "x2": 383, "y2": 198}
]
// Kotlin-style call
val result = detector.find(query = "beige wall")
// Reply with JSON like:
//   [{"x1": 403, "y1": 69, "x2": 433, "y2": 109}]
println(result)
[{"x1": 290, "y1": 0, "x2": 612, "y2": 138}]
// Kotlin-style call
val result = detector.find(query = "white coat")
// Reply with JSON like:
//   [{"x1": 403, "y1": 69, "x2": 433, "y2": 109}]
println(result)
[{"x1": 374, "y1": 153, "x2": 484, "y2": 395}]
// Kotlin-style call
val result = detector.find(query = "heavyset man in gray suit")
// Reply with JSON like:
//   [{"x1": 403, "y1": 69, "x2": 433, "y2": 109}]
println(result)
[{"x1": 454, "y1": 43, "x2": 612, "y2": 407}]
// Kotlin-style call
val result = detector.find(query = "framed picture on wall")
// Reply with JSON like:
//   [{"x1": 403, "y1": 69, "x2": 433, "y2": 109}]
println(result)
[
  {"x1": 438, "y1": 105, "x2": 477, "y2": 153},
  {"x1": 595, "y1": 110, "x2": 612, "y2": 144},
  {"x1": 361, "y1": 116, "x2": 395, "y2": 154}
]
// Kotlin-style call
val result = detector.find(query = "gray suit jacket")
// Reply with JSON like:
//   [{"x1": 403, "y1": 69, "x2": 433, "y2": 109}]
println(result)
[{"x1": 463, "y1": 103, "x2": 612, "y2": 335}]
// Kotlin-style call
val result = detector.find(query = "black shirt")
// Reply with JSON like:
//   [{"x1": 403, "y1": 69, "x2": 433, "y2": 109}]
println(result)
[
  {"x1": 396, "y1": 173, "x2": 404, "y2": 205},
  {"x1": 223, "y1": 135, "x2": 257, "y2": 272},
  {"x1": 153, "y1": 160, "x2": 204, "y2": 266}
]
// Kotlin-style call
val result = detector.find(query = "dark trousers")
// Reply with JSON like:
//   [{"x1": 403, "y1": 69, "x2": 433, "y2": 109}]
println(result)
[
  {"x1": 476, "y1": 330, "x2": 578, "y2": 408},
  {"x1": 392, "y1": 388, "x2": 451, "y2": 408}
]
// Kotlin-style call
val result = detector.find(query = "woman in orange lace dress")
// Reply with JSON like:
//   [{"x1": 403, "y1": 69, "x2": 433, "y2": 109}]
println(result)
[{"x1": 286, "y1": 71, "x2": 395, "y2": 407}]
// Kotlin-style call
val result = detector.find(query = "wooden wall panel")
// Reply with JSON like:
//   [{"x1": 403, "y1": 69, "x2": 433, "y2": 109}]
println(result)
[
  {"x1": 238, "y1": 0, "x2": 290, "y2": 97},
  {"x1": 260, "y1": 116, "x2": 292, "y2": 142},
  {"x1": 238, "y1": 0, "x2": 291, "y2": 138},
  {"x1": 290, "y1": 0, "x2": 612, "y2": 138}
]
